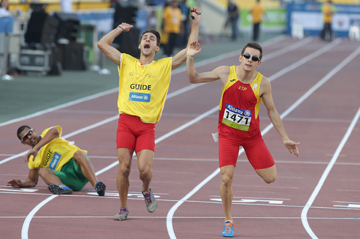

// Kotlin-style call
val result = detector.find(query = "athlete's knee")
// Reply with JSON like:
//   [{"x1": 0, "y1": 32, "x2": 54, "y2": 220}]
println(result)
[
  {"x1": 73, "y1": 151, "x2": 87, "y2": 163},
  {"x1": 139, "y1": 167, "x2": 152, "y2": 180},
  {"x1": 221, "y1": 174, "x2": 233, "y2": 187},
  {"x1": 118, "y1": 164, "x2": 131, "y2": 178}
]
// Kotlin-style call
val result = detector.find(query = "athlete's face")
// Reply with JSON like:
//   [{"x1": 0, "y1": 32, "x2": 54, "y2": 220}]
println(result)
[
  {"x1": 19, "y1": 128, "x2": 40, "y2": 147},
  {"x1": 239, "y1": 47, "x2": 261, "y2": 72},
  {"x1": 139, "y1": 33, "x2": 159, "y2": 56}
]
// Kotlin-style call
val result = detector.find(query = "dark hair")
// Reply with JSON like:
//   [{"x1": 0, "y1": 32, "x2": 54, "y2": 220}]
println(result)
[
  {"x1": 241, "y1": 42, "x2": 263, "y2": 60},
  {"x1": 17, "y1": 125, "x2": 31, "y2": 140},
  {"x1": 140, "y1": 29, "x2": 161, "y2": 47}
]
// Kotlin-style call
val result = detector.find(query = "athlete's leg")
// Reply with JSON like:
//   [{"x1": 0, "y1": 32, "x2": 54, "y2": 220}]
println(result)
[
  {"x1": 219, "y1": 135, "x2": 239, "y2": 222},
  {"x1": 137, "y1": 149, "x2": 154, "y2": 193},
  {"x1": 39, "y1": 168, "x2": 62, "y2": 185},
  {"x1": 220, "y1": 165, "x2": 235, "y2": 221},
  {"x1": 117, "y1": 148, "x2": 134, "y2": 209},
  {"x1": 72, "y1": 151, "x2": 98, "y2": 187},
  {"x1": 255, "y1": 165, "x2": 277, "y2": 184},
  {"x1": 244, "y1": 133, "x2": 276, "y2": 184}
]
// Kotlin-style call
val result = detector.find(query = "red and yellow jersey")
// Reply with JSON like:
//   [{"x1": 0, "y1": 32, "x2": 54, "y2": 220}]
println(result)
[
  {"x1": 218, "y1": 66, "x2": 263, "y2": 138},
  {"x1": 28, "y1": 126, "x2": 87, "y2": 171},
  {"x1": 117, "y1": 53, "x2": 172, "y2": 123}
]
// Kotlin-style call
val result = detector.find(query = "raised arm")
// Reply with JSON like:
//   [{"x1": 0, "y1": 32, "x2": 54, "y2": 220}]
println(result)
[
  {"x1": 172, "y1": 6, "x2": 201, "y2": 70},
  {"x1": 97, "y1": 23, "x2": 133, "y2": 65},
  {"x1": 186, "y1": 41, "x2": 228, "y2": 85},
  {"x1": 261, "y1": 77, "x2": 300, "y2": 156}
]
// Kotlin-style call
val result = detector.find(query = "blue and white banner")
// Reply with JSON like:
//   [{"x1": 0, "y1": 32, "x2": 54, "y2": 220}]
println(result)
[{"x1": 287, "y1": 3, "x2": 360, "y2": 37}]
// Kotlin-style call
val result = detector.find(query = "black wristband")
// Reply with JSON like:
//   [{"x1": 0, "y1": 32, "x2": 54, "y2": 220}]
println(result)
[
  {"x1": 118, "y1": 25, "x2": 124, "y2": 31},
  {"x1": 190, "y1": 10, "x2": 201, "y2": 20}
]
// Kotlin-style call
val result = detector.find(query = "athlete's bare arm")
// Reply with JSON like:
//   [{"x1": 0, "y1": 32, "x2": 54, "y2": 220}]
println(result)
[
  {"x1": 25, "y1": 127, "x2": 60, "y2": 162},
  {"x1": 7, "y1": 168, "x2": 40, "y2": 188},
  {"x1": 97, "y1": 23, "x2": 133, "y2": 65},
  {"x1": 261, "y1": 77, "x2": 300, "y2": 156},
  {"x1": 172, "y1": 6, "x2": 201, "y2": 70},
  {"x1": 186, "y1": 41, "x2": 230, "y2": 85}
]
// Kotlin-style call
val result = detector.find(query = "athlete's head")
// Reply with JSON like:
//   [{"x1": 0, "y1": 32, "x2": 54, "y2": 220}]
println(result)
[
  {"x1": 239, "y1": 42, "x2": 262, "y2": 71},
  {"x1": 139, "y1": 29, "x2": 161, "y2": 56},
  {"x1": 17, "y1": 125, "x2": 40, "y2": 147},
  {"x1": 241, "y1": 42, "x2": 262, "y2": 60}
]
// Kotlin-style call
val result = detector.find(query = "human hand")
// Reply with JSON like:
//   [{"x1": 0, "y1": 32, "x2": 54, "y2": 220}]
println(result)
[
  {"x1": 284, "y1": 140, "x2": 300, "y2": 157},
  {"x1": 25, "y1": 148, "x2": 38, "y2": 163},
  {"x1": 118, "y1": 23, "x2": 133, "y2": 32},
  {"x1": 7, "y1": 179, "x2": 22, "y2": 188},
  {"x1": 190, "y1": 6, "x2": 201, "y2": 22},
  {"x1": 187, "y1": 41, "x2": 201, "y2": 57}
]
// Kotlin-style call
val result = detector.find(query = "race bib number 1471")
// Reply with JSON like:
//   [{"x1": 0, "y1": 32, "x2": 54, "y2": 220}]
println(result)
[{"x1": 222, "y1": 103, "x2": 251, "y2": 131}]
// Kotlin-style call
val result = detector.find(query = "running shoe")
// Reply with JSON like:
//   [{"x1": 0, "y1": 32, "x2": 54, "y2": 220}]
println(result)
[
  {"x1": 48, "y1": 184, "x2": 73, "y2": 195},
  {"x1": 142, "y1": 188, "x2": 157, "y2": 213},
  {"x1": 222, "y1": 220, "x2": 236, "y2": 237},
  {"x1": 113, "y1": 208, "x2": 129, "y2": 221},
  {"x1": 95, "y1": 181, "x2": 106, "y2": 196}
]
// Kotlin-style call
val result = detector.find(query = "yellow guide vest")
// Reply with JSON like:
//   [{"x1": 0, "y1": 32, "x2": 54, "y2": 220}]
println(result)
[
  {"x1": 117, "y1": 53, "x2": 172, "y2": 123},
  {"x1": 28, "y1": 126, "x2": 87, "y2": 171}
]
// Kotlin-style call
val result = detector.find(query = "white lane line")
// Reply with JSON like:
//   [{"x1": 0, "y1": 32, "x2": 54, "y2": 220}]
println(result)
[
  {"x1": 0, "y1": 88, "x2": 119, "y2": 127},
  {"x1": 167, "y1": 44, "x2": 360, "y2": 239},
  {"x1": 21, "y1": 195, "x2": 57, "y2": 239},
  {"x1": 301, "y1": 106, "x2": 360, "y2": 239}
]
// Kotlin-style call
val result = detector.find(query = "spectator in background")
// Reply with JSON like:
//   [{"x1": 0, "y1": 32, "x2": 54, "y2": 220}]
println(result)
[
  {"x1": 179, "y1": 0, "x2": 190, "y2": 48},
  {"x1": 250, "y1": 0, "x2": 265, "y2": 42},
  {"x1": 162, "y1": 0, "x2": 182, "y2": 57},
  {"x1": 0, "y1": 0, "x2": 11, "y2": 17},
  {"x1": 227, "y1": 0, "x2": 239, "y2": 41},
  {"x1": 320, "y1": 0, "x2": 336, "y2": 41}
]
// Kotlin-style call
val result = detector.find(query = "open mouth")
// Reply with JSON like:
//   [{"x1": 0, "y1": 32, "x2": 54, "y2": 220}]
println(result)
[{"x1": 144, "y1": 44, "x2": 150, "y2": 49}]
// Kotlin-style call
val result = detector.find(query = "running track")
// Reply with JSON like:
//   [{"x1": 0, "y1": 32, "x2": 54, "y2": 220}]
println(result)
[{"x1": 1, "y1": 36, "x2": 359, "y2": 239}]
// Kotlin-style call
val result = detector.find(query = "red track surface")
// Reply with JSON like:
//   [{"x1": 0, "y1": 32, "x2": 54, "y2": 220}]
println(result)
[{"x1": 1, "y1": 37, "x2": 360, "y2": 239}]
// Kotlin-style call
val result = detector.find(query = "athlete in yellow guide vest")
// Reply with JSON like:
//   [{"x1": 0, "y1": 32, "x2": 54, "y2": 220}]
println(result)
[
  {"x1": 7, "y1": 125, "x2": 106, "y2": 196},
  {"x1": 97, "y1": 6, "x2": 201, "y2": 221}
]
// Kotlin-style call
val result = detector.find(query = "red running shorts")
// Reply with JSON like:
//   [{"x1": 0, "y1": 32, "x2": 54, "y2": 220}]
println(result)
[
  {"x1": 218, "y1": 132, "x2": 275, "y2": 169},
  {"x1": 116, "y1": 114, "x2": 155, "y2": 153}
]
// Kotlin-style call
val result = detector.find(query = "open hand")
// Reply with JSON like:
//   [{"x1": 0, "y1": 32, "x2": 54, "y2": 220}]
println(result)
[
  {"x1": 7, "y1": 179, "x2": 22, "y2": 188},
  {"x1": 25, "y1": 148, "x2": 38, "y2": 163},
  {"x1": 187, "y1": 41, "x2": 201, "y2": 57},
  {"x1": 284, "y1": 140, "x2": 300, "y2": 157},
  {"x1": 118, "y1": 23, "x2": 133, "y2": 32}
]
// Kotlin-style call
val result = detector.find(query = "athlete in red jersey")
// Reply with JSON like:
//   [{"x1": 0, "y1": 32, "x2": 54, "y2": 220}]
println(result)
[{"x1": 186, "y1": 41, "x2": 300, "y2": 237}]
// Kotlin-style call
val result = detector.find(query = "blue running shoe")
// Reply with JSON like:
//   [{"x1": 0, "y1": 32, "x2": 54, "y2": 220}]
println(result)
[
  {"x1": 48, "y1": 184, "x2": 73, "y2": 195},
  {"x1": 222, "y1": 220, "x2": 236, "y2": 237},
  {"x1": 95, "y1": 181, "x2": 106, "y2": 196}
]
